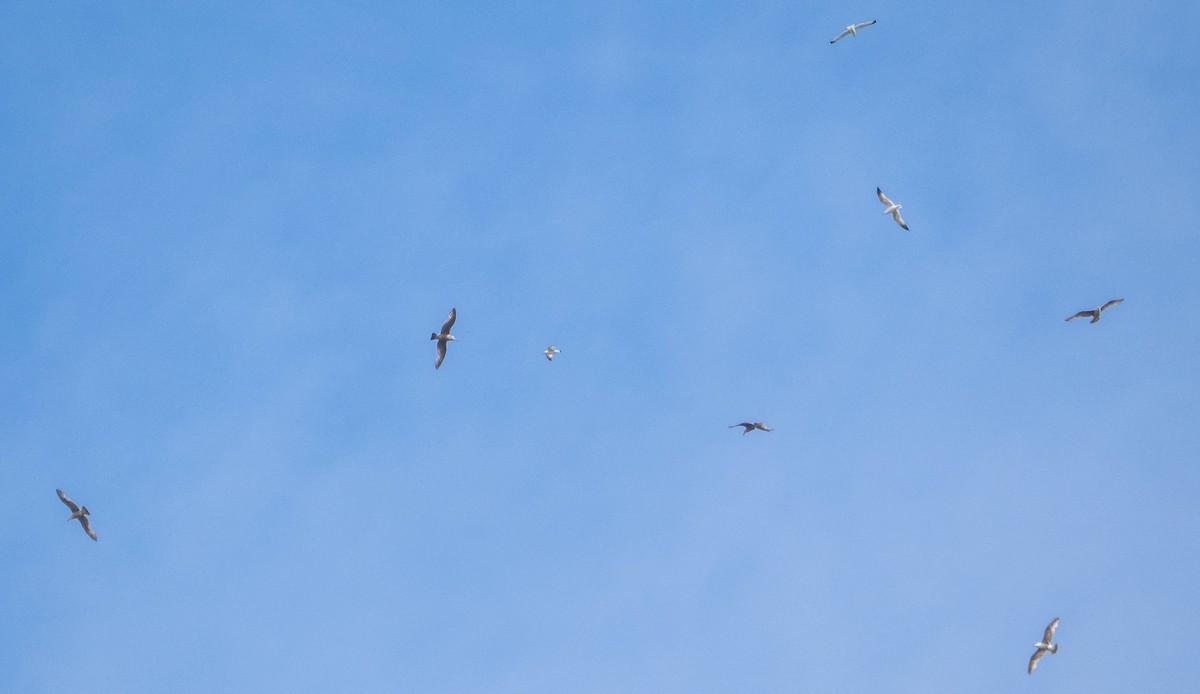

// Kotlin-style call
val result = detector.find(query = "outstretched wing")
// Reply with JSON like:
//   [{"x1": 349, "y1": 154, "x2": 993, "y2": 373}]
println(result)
[
  {"x1": 440, "y1": 308, "x2": 457, "y2": 335},
  {"x1": 891, "y1": 209, "x2": 909, "y2": 231},
  {"x1": 79, "y1": 514, "x2": 98, "y2": 541},
  {"x1": 877, "y1": 187, "x2": 895, "y2": 208},
  {"x1": 434, "y1": 340, "x2": 447, "y2": 369},
  {"x1": 830, "y1": 28, "x2": 853, "y2": 43},
  {"x1": 1100, "y1": 298, "x2": 1124, "y2": 312},
  {"x1": 56, "y1": 489, "x2": 80, "y2": 513},
  {"x1": 1044, "y1": 617, "x2": 1060, "y2": 643},
  {"x1": 1065, "y1": 310, "x2": 1094, "y2": 322},
  {"x1": 1028, "y1": 648, "x2": 1046, "y2": 675},
  {"x1": 854, "y1": 20, "x2": 878, "y2": 30}
]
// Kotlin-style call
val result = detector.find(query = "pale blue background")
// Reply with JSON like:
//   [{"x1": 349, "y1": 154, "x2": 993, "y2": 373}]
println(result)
[{"x1": 2, "y1": 1, "x2": 1199, "y2": 691}]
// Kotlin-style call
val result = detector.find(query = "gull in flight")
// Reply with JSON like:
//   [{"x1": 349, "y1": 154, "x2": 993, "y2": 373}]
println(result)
[
  {"x1": 831, "y1": 20, "x2": 877, "y2": 44},
  {"x1": 543, "y1": 346, "x2": 560, "y2": 361},
  {"x1": 56, "y1": 489, "x2": 97, "y2": 542},
  {"x1": 1066, "y1": 299, "x2": 1123, "y2": 324},
  {"x1": 730, "y1": 422, "x2": 774, "y2": 435},
  {"x1": 877, "y1": 188, "x2": 909, "y2": 230},
  {"x1": 1028, "y1": 617, "x2": 1060, "y2": 675},
  {"x1": 430, "y1": 308, "x2": 457, "y2": 369}
]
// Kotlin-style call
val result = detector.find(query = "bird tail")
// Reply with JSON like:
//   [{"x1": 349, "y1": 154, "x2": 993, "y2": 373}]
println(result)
[
  {"x1": 1048, "y1": 644, "x2": 1058, "y2": 654},
  {"x1": 430, "y1": 333, "x2": 439, "y2": 340},
  {"x1": 81, "y1": 506, "x2": 89, "y2": 516},
  {"x1": 1090, "y1": 314, "x2": 1100, "y2": 323}
]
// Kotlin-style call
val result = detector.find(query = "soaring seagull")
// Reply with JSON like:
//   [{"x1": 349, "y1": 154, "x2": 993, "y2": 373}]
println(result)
[
  {"x1": 543, "y1": 346, "x2": 560, "y2": 361},
  {"x1": 1066, "y1": 299, "x2": 1123, "y2": 324},
  {"x1": 56, "y1": 489, "x2": 97, "y2": 542},
  {"x1": 877, "y1": 188, "x2": 909, "y2": 230},
  {"x1": 830, "y1": 20, "x2": 877, "y2": 44},
  {"x1": 730, "y1": 422, "x2": 774, "y2": 435},
  {"x1": 1028, "y1": 617, "x2": 1060, "y2": 675},
  {"x1": 431, "y1": 308, "x2": 457, "y2": 369}
]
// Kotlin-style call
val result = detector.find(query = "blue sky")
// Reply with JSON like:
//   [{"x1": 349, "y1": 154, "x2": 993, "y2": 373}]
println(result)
[{"x1": 2, "y1": 1, "x2": 1199, "y2": 691}]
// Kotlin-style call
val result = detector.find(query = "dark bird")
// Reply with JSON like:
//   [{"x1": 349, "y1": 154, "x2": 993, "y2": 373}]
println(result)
[
  {"x1": 1066, "y1": 299, "x2": 1123, "y2": 323},
  {"x1": 56, "y1": 489, "x2": 97, "y2": 542},
  {"x1": 431, "y1": 308, "x2": 457, "y2": 369},
  {"x1": 1028, "y1": 617, "x2": 1060, "y2": 675},
  {"x1": 730, "y1": 422, "x2": 774, "y2": 435}
]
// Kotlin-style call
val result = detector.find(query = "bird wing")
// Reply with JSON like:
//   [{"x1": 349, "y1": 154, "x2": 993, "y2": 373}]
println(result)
[
  {"x1": 1044, "y1": 617, "x2": 1060, "y2": 643},
  {"x1": 1066, "y1": 310, "x2": 1094, "y2": 322},
  {"x1": 830, "y1": 28, "x2": 852, "y2": 43},
  {"x1": 1100, "y1": 299, "x2": 1124, "y2": 312},
  {"x1": 440, "y1": 308, "x2": 457, "y2": 334},
  {"x1": 435, "y1": 340, "x2": 447, "y2": 369},
  {"x1": 854, "y1": 20, "x2": 878, "y2": 30},
  {"x1": 891, "y1": 208, "x2": 909, "y2": 230},
  {"x1": 79, "y1": 514, "x2": 97, "y2": 541},
  {"x1": 756, "y1": 423, "x2": 774, "y2": 431},
  {"x1": 56, "y1": 489, "x2": 80, "y2": 513},
  {"x1": 730, "y1": 423, "x2": 752, "y2": 430},
  {"x1": 1028, "y1": 648, "x2": 1045, "y2": 675},
  {"x1": 877, "y1": 187, "x2": 894, "y2": 207}
]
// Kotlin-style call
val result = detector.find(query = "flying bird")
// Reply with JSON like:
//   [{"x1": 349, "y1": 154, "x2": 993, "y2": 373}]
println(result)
[
  {"x1": 56, "y1": 489, "x2": 97, "y2": 542},
  {"x1": 1028, "y1": 617, "x2": 1060, "y2": 675},
  {"x1": 730, "y1": 422, "x2": 774, "y2": 435},
  {"x1": 543, "y1": 346, "x2": 560, "y2": 361},
  {"x1": 1066, "y1": 299, "x2": 1123, "y2": 324},
  {"x1": 831, "y1": 20, "x2": 877, "y2": 44},
  {"x1": 430, "y1": 308, "x2": 457, "y2": 369},
  {"x1": 877, "y1": 188, "x2": 909, "y2": 230}
]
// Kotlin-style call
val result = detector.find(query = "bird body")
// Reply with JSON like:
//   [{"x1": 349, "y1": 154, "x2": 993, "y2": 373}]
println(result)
[
  {"x1": 56, "y1": 489, "x2": 97, "y2": 541},
  {"x1": 431, "y1": 308, "x2": 457, "y2": 369},
  {"x1": 544, "y1": 346, "x2": 560, "y2": 361},
  {"x1": 877, "y1": 188, "x2": 909, "y2": 230},
  {"x1": 730, "y1": 422, "x2": 774, "y2": 435},
  {"x1": 831, "y1": 20, "x2": 877, "y2": 43},
  {"x1": 1028, "y1": 617, "x2": 1060, "y2": 675},
  {"x1": 1066, "y1": 298, "x2": 1123, "y2": 323}
]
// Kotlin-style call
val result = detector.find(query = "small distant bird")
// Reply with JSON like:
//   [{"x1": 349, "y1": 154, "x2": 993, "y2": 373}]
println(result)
[
  {"x1": 56, "y1": 489, "x2": 97, "y2": 542},
  {"x1": 543, "y1": 346, "x2": 560, "y2": 361},
  {"x1": 877, "y1": 187, "x2": 909, "y2": 230},
  {"x1": 430, "y1": 308, "x2": 457, "y2": 369},
  {"x1": 830, "y1": 20, "x2": 877, "y2": 44},
  {"x1": 1028, "y1": 617, "x2": 1060, "y2": 675},
  {"x1": 1066, "y1": 299, "x2": 1123, "y2": 324},
  {"x1": 730, "y1": 422, "x2": 774, "y2": 435}
]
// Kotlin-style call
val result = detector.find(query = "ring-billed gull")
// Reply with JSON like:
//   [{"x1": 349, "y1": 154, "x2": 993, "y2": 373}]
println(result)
[
  {"x1": 1066, "y1": 299, "x2": 1123, "y2": 324},
  {"x1": 830, "y1": 20, "x2": 877, "y2": 44},
  {"x1": 877, "y1": 188, "x2": 909, "y2": 231}
]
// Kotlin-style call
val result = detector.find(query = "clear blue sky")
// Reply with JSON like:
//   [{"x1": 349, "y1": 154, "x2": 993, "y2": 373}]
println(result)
[{"x1": 3, "y1": 1, "x2": 1199, "y2": 691}]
